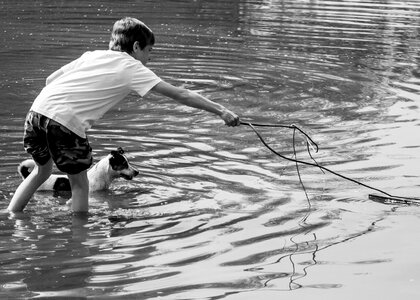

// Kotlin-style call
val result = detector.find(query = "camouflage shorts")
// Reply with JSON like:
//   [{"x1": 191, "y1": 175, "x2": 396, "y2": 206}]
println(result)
[{"x1": 23, "y1": 111, "x2": 93, "y2": 175}]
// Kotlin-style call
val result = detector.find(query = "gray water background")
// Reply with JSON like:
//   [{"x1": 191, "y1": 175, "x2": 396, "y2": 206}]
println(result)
[{"x1": 0, "y1": 0, "x2": 419, "y2": 299}]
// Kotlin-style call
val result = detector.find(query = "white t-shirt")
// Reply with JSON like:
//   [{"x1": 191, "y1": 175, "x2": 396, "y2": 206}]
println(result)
[{"x1": 31, "y1": 50, "x2": 162, "y2": 138}]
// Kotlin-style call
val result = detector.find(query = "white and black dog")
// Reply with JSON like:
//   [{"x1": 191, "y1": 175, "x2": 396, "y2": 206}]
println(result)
[{"x1": 18, "y1": 147, "x2": 139, "y2": 192}]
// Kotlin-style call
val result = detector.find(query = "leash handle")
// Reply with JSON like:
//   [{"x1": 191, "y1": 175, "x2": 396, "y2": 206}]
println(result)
[{"x1": 240, "y1": 121, "x2": 319, "y2": 152}]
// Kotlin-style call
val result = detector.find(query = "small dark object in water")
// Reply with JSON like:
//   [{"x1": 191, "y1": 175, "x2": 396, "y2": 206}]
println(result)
[{"x1": 108, "y1": 215, "x2": 131, "y2": 222}]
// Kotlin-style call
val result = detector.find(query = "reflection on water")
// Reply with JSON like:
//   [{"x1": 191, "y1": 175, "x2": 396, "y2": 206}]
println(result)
[{"x1": 1, "y1": 0, "x2": 420, "y2": 299}]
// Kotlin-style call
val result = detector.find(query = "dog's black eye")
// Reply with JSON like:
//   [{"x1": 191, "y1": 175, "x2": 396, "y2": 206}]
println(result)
[{"x1": 110, "y1": 154, "x2": 129, "y2": 171}]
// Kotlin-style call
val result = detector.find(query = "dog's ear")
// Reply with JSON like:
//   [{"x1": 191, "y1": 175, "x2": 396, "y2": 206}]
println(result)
[{"x1": 111, "y1": 147, "x2": 124, "y2": 157}]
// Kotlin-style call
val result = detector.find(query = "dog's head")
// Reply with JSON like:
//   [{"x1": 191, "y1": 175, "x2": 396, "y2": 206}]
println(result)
[{"x1": 109, "y1": 147, "x2": 139, "y2": 180}]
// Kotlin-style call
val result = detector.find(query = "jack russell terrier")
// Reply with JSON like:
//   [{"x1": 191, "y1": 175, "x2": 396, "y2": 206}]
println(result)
[{"x1": 18, "y1": 147, "x2": 139, "y2": 192}]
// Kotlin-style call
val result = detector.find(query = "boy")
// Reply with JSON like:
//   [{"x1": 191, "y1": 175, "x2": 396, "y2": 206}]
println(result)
[{"x1": 8, "y1": 17, "x2": 240, "y2": 213}]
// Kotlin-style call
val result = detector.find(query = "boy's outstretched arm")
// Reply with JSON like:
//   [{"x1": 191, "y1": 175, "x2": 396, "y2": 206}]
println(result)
[{"x1": 151, "y1": 81, "x2": 240, "y2": 126}]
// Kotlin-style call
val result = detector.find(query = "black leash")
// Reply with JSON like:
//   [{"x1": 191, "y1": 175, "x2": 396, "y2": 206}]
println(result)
[{"x1": 240, "y1": 121, "x2": 420, "y2": 205}]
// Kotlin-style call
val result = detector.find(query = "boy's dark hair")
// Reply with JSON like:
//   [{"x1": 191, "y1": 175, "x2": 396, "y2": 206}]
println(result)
[{"x1": 109, "y1": 17, "x2": 155, "y2": 53}]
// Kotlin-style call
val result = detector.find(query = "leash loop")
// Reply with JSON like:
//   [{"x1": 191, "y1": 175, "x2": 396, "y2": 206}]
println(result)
[{"x1": 241, "y1": 120, "x2": 420, "y2": 204}]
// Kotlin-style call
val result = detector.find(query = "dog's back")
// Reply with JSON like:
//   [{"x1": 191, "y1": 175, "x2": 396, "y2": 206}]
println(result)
[
  {"x1": 18, "y1": 159, "x2": 71, "y2": 191},
  {"x1": 18, "y1": 159, "x2": 36, "y2": 179}
]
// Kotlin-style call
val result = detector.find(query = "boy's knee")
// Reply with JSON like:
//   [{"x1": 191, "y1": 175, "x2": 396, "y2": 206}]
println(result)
[
  {"x1": 33, "y1": 160, "x2": 53, "y2": 180},
  {"x1": 68, "y1": 171, "x2": 89, "y2": 186}
]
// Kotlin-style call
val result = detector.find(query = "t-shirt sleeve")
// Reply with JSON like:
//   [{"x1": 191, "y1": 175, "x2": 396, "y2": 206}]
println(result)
[{"x1": 131, "y1": 64, "x2": 162, "y2": 97}]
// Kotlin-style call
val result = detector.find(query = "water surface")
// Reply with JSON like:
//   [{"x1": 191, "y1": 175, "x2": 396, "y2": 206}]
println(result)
[{"x1": 1, "y1": 0, "x2": 419, "y2": 299}]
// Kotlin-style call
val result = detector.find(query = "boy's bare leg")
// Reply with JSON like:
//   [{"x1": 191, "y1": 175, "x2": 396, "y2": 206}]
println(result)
[
  {"x1": 8, "y1": 159, "x2": 53, "y2": 212},
  {"x1": 68, "y1": 170, "x2": 89, "y2": 213}
]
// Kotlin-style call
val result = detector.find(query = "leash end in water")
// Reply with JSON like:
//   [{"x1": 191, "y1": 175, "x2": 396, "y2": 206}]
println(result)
[{"x1": 369, "y1": 194, "x2": 420, "y2": 205}]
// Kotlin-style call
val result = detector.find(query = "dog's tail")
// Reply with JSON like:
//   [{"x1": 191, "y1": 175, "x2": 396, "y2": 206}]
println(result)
[{"x1": 18, "y1": 159, "x2": 36, "y2": 179}]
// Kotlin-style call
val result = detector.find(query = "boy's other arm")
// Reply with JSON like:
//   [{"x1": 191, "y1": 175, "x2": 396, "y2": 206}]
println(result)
[{"x1": 151, "y1": 81, "x2": 240, "y2": 126}]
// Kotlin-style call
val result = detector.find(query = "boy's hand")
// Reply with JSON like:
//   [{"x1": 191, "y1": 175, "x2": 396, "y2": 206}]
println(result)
[{"x1": 220, "y1": 109, "x2": 240, "y2": 127}]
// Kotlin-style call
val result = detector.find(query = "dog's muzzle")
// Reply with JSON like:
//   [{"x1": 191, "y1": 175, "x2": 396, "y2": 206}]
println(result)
[{"x1": 120, "y1": 169, "x2": 139, "y2": 180}]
